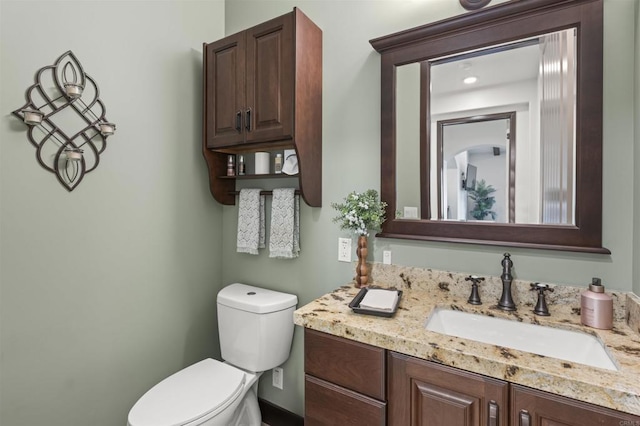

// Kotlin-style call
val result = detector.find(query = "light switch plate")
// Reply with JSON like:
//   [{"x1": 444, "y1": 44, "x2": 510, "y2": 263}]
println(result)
[
  {"x1": 383, "y1": 250, "x2": 392, "y2": 265},
  {"x1": 338, "y1": 238, "x2": 352, "y2": 262}
]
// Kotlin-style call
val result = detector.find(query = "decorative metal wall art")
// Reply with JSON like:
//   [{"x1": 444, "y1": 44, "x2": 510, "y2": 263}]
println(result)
[{"x1": 12, "y1": 51, "x2": 116, "y2": 191}]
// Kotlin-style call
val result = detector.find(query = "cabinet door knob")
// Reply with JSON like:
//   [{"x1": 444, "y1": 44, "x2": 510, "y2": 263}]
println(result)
[
  {"x1": 488, "y1": 400, "x2": 499, "y2": 426},
  {"x1": 519, "y1": 409, "x2": 531, "y2": 426},
  {"x1": 245, "y1": 108, "x2": 252, "y2": 132},
  {"x1": 235, "y1": 110, "x2": 242, "y2": 132}
]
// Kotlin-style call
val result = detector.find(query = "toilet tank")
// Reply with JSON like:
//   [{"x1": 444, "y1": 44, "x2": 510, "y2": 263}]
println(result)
[{"x1": 217, "y1": 283, "x2": 298, "y2": 372}]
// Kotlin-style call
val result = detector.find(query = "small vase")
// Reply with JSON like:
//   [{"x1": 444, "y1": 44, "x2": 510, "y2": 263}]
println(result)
[{"x1": 355, "y1": 235, "x2": 369, "y2": 288}]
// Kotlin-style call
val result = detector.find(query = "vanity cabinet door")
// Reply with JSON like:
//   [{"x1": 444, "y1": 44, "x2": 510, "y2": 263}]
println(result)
[
  {"x1": 511, "y1": 384, "x2": 640, "y2": 426},
  {"x1": 388, "y1": 351, "x2": 508, "y2": 426}
]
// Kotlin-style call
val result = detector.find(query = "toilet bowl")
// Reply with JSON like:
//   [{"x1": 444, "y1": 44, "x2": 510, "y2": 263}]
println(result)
[
  {"x1": 128, "y1": 359, "x2": 259, "y2": 426},
  {"x1": 127, "y1": 283, "x2": 297, "y2": 426}
]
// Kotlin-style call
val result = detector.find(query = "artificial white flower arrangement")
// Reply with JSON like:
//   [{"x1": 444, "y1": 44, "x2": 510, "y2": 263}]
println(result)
[{"x1": 331, "y1": 189, "x2": 387, "y2": 236}]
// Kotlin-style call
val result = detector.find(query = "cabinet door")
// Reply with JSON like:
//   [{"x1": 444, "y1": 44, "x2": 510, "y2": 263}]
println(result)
[
  {"x1": 388, "y1": 352, "x2": 508, "y2": 426},
  {"x1": 511, "y1": 384, "x2": 640, "y2": 426},
  {"x1": 244, "y1": 12, "x2": 294, "y2": 144},
  {"x1": 205, "y1": 32, "x2": 245, "y2": 148},
  {"x1": 305, "y1": 374, "x2": 386, "y2": 426}
]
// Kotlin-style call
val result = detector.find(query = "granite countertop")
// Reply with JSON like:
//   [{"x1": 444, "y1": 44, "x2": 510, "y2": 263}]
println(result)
[{"x1": 293, "y1": 263, "x2": 640, "y2": 416}]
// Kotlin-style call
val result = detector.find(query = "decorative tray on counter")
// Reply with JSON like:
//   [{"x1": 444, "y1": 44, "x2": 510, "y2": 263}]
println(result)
[{"x1": 348, "y1": 287, "x2": 403, "y2": 318}]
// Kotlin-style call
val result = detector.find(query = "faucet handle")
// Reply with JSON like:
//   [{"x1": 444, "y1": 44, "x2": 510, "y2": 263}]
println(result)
[
  {"x1": 466, "y1": 275, "x2": 485, "y2": 285},
  {"x1": 465, "y1": 275, "x2": 484, "y2": 305},
  {"x1": 530, "y1": 282, "x2": 554, "y2": 293},
  {"x1": 530, "y1": 282, "x2": 554, "y2": 316}
]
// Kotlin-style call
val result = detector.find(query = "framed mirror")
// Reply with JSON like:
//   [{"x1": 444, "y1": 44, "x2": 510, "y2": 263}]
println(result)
[{"x1": 370, "y1": 0, "x2": 608, "y2": 253}]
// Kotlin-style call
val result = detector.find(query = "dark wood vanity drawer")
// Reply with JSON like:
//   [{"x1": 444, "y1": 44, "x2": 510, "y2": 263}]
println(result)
[
  {"x1": 305, "y1": 374, "x2": 386, "y2": 426},
  {"x1": 304, "y1": 328, "x2": 386, "y2": 400}
]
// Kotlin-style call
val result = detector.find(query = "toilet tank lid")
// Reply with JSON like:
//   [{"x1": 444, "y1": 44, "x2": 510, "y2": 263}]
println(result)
[{"x1": 217, "y1": 283, "x2": 298, "y2": 314}]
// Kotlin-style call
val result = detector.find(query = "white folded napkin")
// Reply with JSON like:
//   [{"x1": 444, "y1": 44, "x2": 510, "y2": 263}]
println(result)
[{"x1": 359, "y1": 289, "x2": 399, "y2": 311}]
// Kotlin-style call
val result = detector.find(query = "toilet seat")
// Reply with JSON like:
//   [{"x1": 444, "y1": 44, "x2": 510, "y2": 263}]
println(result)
[{"x1": 128, "y1": 358, "x2": 246, "y2": 426}]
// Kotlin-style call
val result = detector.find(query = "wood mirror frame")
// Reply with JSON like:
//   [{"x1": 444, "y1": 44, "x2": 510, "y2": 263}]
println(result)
[{"x1": 370, "y1": 0, "x2": 608, "y2": 254}]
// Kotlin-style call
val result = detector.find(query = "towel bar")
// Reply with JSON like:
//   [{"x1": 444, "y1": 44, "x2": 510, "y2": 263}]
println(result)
[{"x1": 230, "y1": 190, "x2": 301, "y2": 196}]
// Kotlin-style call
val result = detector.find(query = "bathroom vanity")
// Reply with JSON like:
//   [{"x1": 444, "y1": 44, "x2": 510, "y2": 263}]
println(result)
[{"x1": 294, "y1": 264, "x2": 640, "y2": 425}]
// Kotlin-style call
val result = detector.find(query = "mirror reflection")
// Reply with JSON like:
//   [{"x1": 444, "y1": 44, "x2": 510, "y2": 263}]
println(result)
[
  {"x1": 396, "y1": 63, "x2": 421, "y2": 219},
  {"x1": 395, "y1": 28, "x2": 577, "y2": 226},
  {"x1": 437, "y1": 113, "x2": 514, "y2": 223}
]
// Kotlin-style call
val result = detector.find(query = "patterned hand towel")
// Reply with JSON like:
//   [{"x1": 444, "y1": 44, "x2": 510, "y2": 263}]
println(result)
[
  {"x1": 269, "y1": 188, "x2": 300, "y2": 259},
  {"x1": 237, "y1": 189, "x2": 265, "y2": 255}
]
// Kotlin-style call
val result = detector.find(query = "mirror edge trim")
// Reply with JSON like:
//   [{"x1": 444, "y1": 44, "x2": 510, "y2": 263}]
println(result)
[
  {"x1": 376, "y1": 232, "x2": 611, "y2": 255},
  {"x1": 370, "y1": 0, "x2": 591, "y2": 53}
]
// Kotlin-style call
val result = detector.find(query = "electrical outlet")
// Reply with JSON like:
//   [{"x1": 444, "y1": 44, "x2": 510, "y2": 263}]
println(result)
[
  {"x1": 383, "y1": 250, "x2": 392, "y2": 265},
  {"x1": 338, "y1": 238, "x2": 352, "y2": 262},
  {"x1": 272, "y1": 367, "x2": 283, "y2": 390},
  {"x1": 404, "y1": 206, "x2": 418, "y2": 219}
]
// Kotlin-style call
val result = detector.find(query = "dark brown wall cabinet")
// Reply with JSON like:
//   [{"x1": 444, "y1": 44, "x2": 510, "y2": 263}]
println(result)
[
  {"x1": 202, "y1": 8, "x2": 322, "y2": 206},
  {"x1": 303, "y1": 330, "x2": 640, "y2": 425},
  {"x1": 304, "y1": 329, "x2": 386, "y2": 426}
]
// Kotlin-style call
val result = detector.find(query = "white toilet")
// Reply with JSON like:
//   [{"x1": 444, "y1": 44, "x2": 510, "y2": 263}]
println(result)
[{"x1": 127, "y1": 283, "x2": 298, "y2": 426}]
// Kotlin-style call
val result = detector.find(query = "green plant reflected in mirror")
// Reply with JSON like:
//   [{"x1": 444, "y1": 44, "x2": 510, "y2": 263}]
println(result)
[{"x1": 468, "y1": 179, "x2": 497, "y2": 221}]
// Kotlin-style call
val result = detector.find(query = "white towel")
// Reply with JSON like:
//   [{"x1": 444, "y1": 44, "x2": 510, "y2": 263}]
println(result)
[
  {"x1": 269, "y1": 188, "x2": 300, "y2": 259},
  {"x1": 359, "y1": 289, "x2": 399, "y2": 311},
  {"x1": 236, "y1": 189, "x2": 265, "y2": 255}
]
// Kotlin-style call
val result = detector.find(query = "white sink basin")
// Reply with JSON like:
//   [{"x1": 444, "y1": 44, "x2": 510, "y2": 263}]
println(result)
[{"x1": 425, "y1": 308, "x2": 618, "y2": 371}]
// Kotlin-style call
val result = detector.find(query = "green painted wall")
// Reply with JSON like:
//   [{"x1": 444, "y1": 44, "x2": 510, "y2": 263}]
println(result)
[
  {"x1": 1, "y1": 0, "x2": 637, "y2": 424},
  {"x1": 224, "y1": 0, "x2": 639, "y2": 416},
  {"x1": 0, "y1": 1, "x2": 225, "y2": 425},
  {"x1": 634, "y1": 0, "x2": 640, "y2": 296}
]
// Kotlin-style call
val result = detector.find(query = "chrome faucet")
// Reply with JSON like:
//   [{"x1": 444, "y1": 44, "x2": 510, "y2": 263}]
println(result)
[{"x1": 497, "y1": 253, "x2": 516, "y2": 311}]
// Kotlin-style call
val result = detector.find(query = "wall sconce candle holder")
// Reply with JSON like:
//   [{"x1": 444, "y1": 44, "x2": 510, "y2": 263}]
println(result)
[{"x1": 11, "y1": 50, "x2": 116, "y2": 191}]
